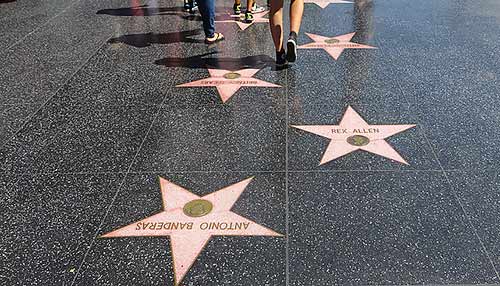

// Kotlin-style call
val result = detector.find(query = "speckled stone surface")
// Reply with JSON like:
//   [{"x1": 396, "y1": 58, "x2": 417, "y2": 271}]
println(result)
[
  {"x1": 288, "y1": 171, "x2": 499, "y2": 285},
  {"x1": 2, "y1": 0, "x2": 500, "y2": 285},
  {"x1": 0, "y1": 173, "x2": 124, "y2": 286},
  {"x1": 72, "y1": 172, "x2": 285, "y2": 286}
]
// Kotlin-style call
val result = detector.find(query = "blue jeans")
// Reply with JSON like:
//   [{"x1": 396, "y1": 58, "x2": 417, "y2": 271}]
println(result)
[{"x1": 197, "y1": 0, "x2": 215, "y2": 38}]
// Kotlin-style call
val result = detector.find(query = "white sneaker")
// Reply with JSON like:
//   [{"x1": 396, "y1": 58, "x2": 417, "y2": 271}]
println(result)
[{"x1": 251, "y1": 3, "x2": 266, "y2": 13}]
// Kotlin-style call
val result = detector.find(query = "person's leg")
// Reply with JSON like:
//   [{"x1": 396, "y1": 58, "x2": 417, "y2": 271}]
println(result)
[
  {"x1": 269, "y1": 0, "x2": 284, "y2": 51},
  {"x1": 269, "y1": 0, "x2": 286, "y2": 65},
  {"x1": 289, "y1": 0, "x2": 303, "y2": 33},
  {"x1": 286, "y1": 0, "x2": 303, "y2": 62},
  {"x1": 246, "y1": 0, "x2": 254, "y2": 12},
  {"x1": 198, "y1": 0, "x2": 218, "y2": 39},
  {"x1": 244, "y1": 0, "x2": 255, "y2": 22},
  {"x1": 234, "y1": 0, "x2": 242, "y2": 14}
]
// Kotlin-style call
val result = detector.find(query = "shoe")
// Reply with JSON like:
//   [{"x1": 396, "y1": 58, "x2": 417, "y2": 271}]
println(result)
[
  {"x1": 244, "y1": 11, "x2": 254, "y2": 23},
  {"x1": 205, "y1": 32, "x2": 225, "y2": 44},
  {"x1": 286, "y1": 31, "x2": 298, "y2": 63},
  {"x1": 188, "y1": 0, "x2": 198, "y2": 14},
  {"x1": 251, "y1": 3, "x2": 266, "y2": 13},
  {"x1": 183, "y1": 0, "x2": 190, "y2": 11},
  {"x1": 233, "y1": 3, "x2": 241, "y2": 14},
  {"x1": 276, "y1": 49, "x2": 287, "y2": 66}
]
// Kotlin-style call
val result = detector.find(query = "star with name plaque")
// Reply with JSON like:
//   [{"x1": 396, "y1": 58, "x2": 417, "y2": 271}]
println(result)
[
  {"x1": 176, "y1": 68, "x2": 281, "y2": 103},
  {"x1": 101, "y1": 177, "x2": 282, "y2": 285},
  {"x1": 299, "y1": 32, "x2": 376, "y2": 60},
  {"x1": 292, "y1": 106, "x2": 415, "y2": 165}
]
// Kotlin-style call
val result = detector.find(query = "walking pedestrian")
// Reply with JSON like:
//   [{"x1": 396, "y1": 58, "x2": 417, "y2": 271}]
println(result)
[
  {"x1": 268, "y1": 0, "x2": 304, "y2": 66},
  {"x1": 198, "y1": 0, "x2": 225, "y2": 44}
]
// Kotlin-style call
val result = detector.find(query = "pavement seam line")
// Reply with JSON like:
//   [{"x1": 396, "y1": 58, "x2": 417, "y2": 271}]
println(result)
[
  {"x1": 375, "y1": 37, "x2": 500, "y2": 280},
  {"x1": 69, "y1": 33, "x2": 184, "y2": 283}
]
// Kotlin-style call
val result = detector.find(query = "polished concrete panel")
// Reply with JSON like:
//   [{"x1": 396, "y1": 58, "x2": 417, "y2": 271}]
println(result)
[{"x1": 1, "y1": 0, "x2": 500, "y2": 285}]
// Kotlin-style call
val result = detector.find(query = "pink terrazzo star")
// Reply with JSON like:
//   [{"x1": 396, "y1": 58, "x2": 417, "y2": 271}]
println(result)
[
  {"x1": 299, "y1": 32, "x2": 376, "y2": 60},
  {"x1": 292, "y1": 106, "x2": 416, "y2": 165},
  {"x1": 176, "y1": 68, "x2": 281, "y2": 103},
  {"x1": 101, "y1": 177, "x2": 282, "y2": 286},
  {"x1": 304, "y1": 0, "x2": 352, "y2": 9},
  {"x1": 216, "y1": 11, "x2": 269, "y2": 30}
]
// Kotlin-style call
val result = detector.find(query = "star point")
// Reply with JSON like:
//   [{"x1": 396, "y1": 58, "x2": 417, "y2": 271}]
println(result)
[
  {"x1": 292, "y1": 106, "x2": 416, "y2": 165},
  {"x1": 299, "y1": 32, "x2": 376, "y2": 60},
  {"x1": 101, "y1": 177, "x2": 282, "y2": 285},
  {"x1": 304, "y1": 0, "x2": 353, "y2": 9}
]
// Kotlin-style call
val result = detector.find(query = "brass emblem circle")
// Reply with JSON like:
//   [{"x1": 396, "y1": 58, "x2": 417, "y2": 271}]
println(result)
[
  {"x1": 346, "y1": 135, "x2": 370, "y2": 146},
  {"x1": 223, "y1": 72, "x2": 241, "y2": 79},
  {"x1": 325, "y1": 38, "x2": 340, "y2": 44},
  {"x1": 183, "y1": 199, "x2": 213, "y2": 217}
]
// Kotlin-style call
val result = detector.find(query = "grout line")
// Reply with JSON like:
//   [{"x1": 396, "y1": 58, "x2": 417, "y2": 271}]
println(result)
[
  {"x1": 0, "y1": 38, "x2": 110, "y2": 150},
  {"x1": 69, "y1": 32, "x2": 187, "y2": 285},
  {"x1": 2, "y1": 0, "x2": 82, "y2": 56},
  {"x1": 0, "y1": 168, "x2": 482, "y2": 177},
  {"x1": 285, "y1": 65, "x2": 290, "y2": 286},
  {"x1": 375, "y1": 37, "x2": 500, "y2": 280}
]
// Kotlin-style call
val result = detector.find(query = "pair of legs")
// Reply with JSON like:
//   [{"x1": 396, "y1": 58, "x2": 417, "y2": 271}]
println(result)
[
  {"x1": 234, "y1": 0, "x2": 255, "y2": 13},
  {"x1": 269, "y1": 0, "x2": 304, "y2": 64},
  {"x1": 198, "y1": 0, "x2": 224, "y2": 43}
]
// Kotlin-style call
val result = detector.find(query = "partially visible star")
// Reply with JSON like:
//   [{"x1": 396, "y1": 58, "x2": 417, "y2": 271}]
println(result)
[
  {"x1": 299, "y1": 32, "x2": 376, "y2": 60},
  {"x1": 304, "y1": 0, "x2": 352, "y2": 9},
  {"x1": 176, "y1": 68, "x2": 281, "y2": 103},
  {"x1": 101, "y1": 177, "x2": 282, "y2": 286},
  {"x1": 292, "y1": 106, "x2": 416, "y2": 165},
  {"x1": 216, "y1": 11, "x2": 269, "y2": 30}
]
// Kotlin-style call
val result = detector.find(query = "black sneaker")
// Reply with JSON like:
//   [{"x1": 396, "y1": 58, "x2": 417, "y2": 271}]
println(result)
[
  {"x1": 286, "y1": 31, "x2": 298, "y2": 63},
  {"x1": 244, "y1": 11, "x2": 254, "y2": 23},
  {"x1": 183, "y1": 0, "x2": 190, "y2": 11},
  {"x1": 233, "y1": 3, "x2": 241, "y2": 14},
  {"x1": 188, "y1": 0, "x2": 198, "y2": 14},
  {"x1": 276, "y1": 49, "x2": 287, "y2": 66}
]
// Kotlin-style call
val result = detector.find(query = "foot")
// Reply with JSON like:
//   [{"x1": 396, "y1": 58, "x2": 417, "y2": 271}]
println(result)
[
  {"x1": 251, "y1": 3, "x2": 266, "y2": 13},
  {"x1": 286, "y1": 31, "x2": 298, "y2": 63},
  {"x1": 233, "y1": 3, "x2": 241, "y2": 14},
  {"x1": 276, "y1": 49, "x2": 287, "y2": 66},
  {"x1": 188, "y1": 0, "x2": 198, "y2": 14},
  {"x1": 244, "y1": 11, "x2": 254, "y2": 23},
  {"x1": 205, "y1": 32, "x2": 225, "y2": 44}
]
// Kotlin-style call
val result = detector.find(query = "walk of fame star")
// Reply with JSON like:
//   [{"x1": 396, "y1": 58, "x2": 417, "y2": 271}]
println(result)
[
  {"x1": 101, "y1": 177, "x2": 282, "y2": 286},
  {"x1": 304, "y1": 0, "x2": 352, "y2": 9},
  {"x1": 215, "y1": 11, "x2": 269, "y2": 30},
  {"x1": 176, "y1": 68, "x2": 281, "y2": 103},
  {"x1": 292, "y1": 106, "x2": 416, "y2": 165},
  {"x1": 299, "y1": 32, "x2": 376, "y2": 60}
]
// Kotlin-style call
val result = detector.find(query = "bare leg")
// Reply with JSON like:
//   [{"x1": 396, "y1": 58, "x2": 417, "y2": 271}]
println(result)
[
  {"x1": 290, "y1": 0, "x2": 304, "y2": 34},
  {"x1": 269, "y1": 0, "x2": 284, "y2": 51},
  {"x1": 246, "y1": 0, "x2": 254, "y2": 11},
  {"x1": 235, "y1": 0, "x2": 241, "y2": 5}
]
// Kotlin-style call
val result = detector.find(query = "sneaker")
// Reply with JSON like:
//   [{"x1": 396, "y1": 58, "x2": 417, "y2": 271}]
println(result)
[
  {"x1": 188, "y1": 0, "x2": 198, "y2": 14},
  {"x1": 233, "y1": 3, "x2": 242, "y2": 14},
  {"x1": 276, "y1": 49, "x2": 287, "y2": 66},
  {"x1": 183, "y1": 0, "x2": 190, "y2": 11},
  {"x1": 251, "y1": 3, "x2": 266, "y2": 13},
  {"x1": 244, "y1": 11, "x2": 254, "y2": 23},
  {"x1": 286, "y1": 32, "x2": 298, "y2": 63}
]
